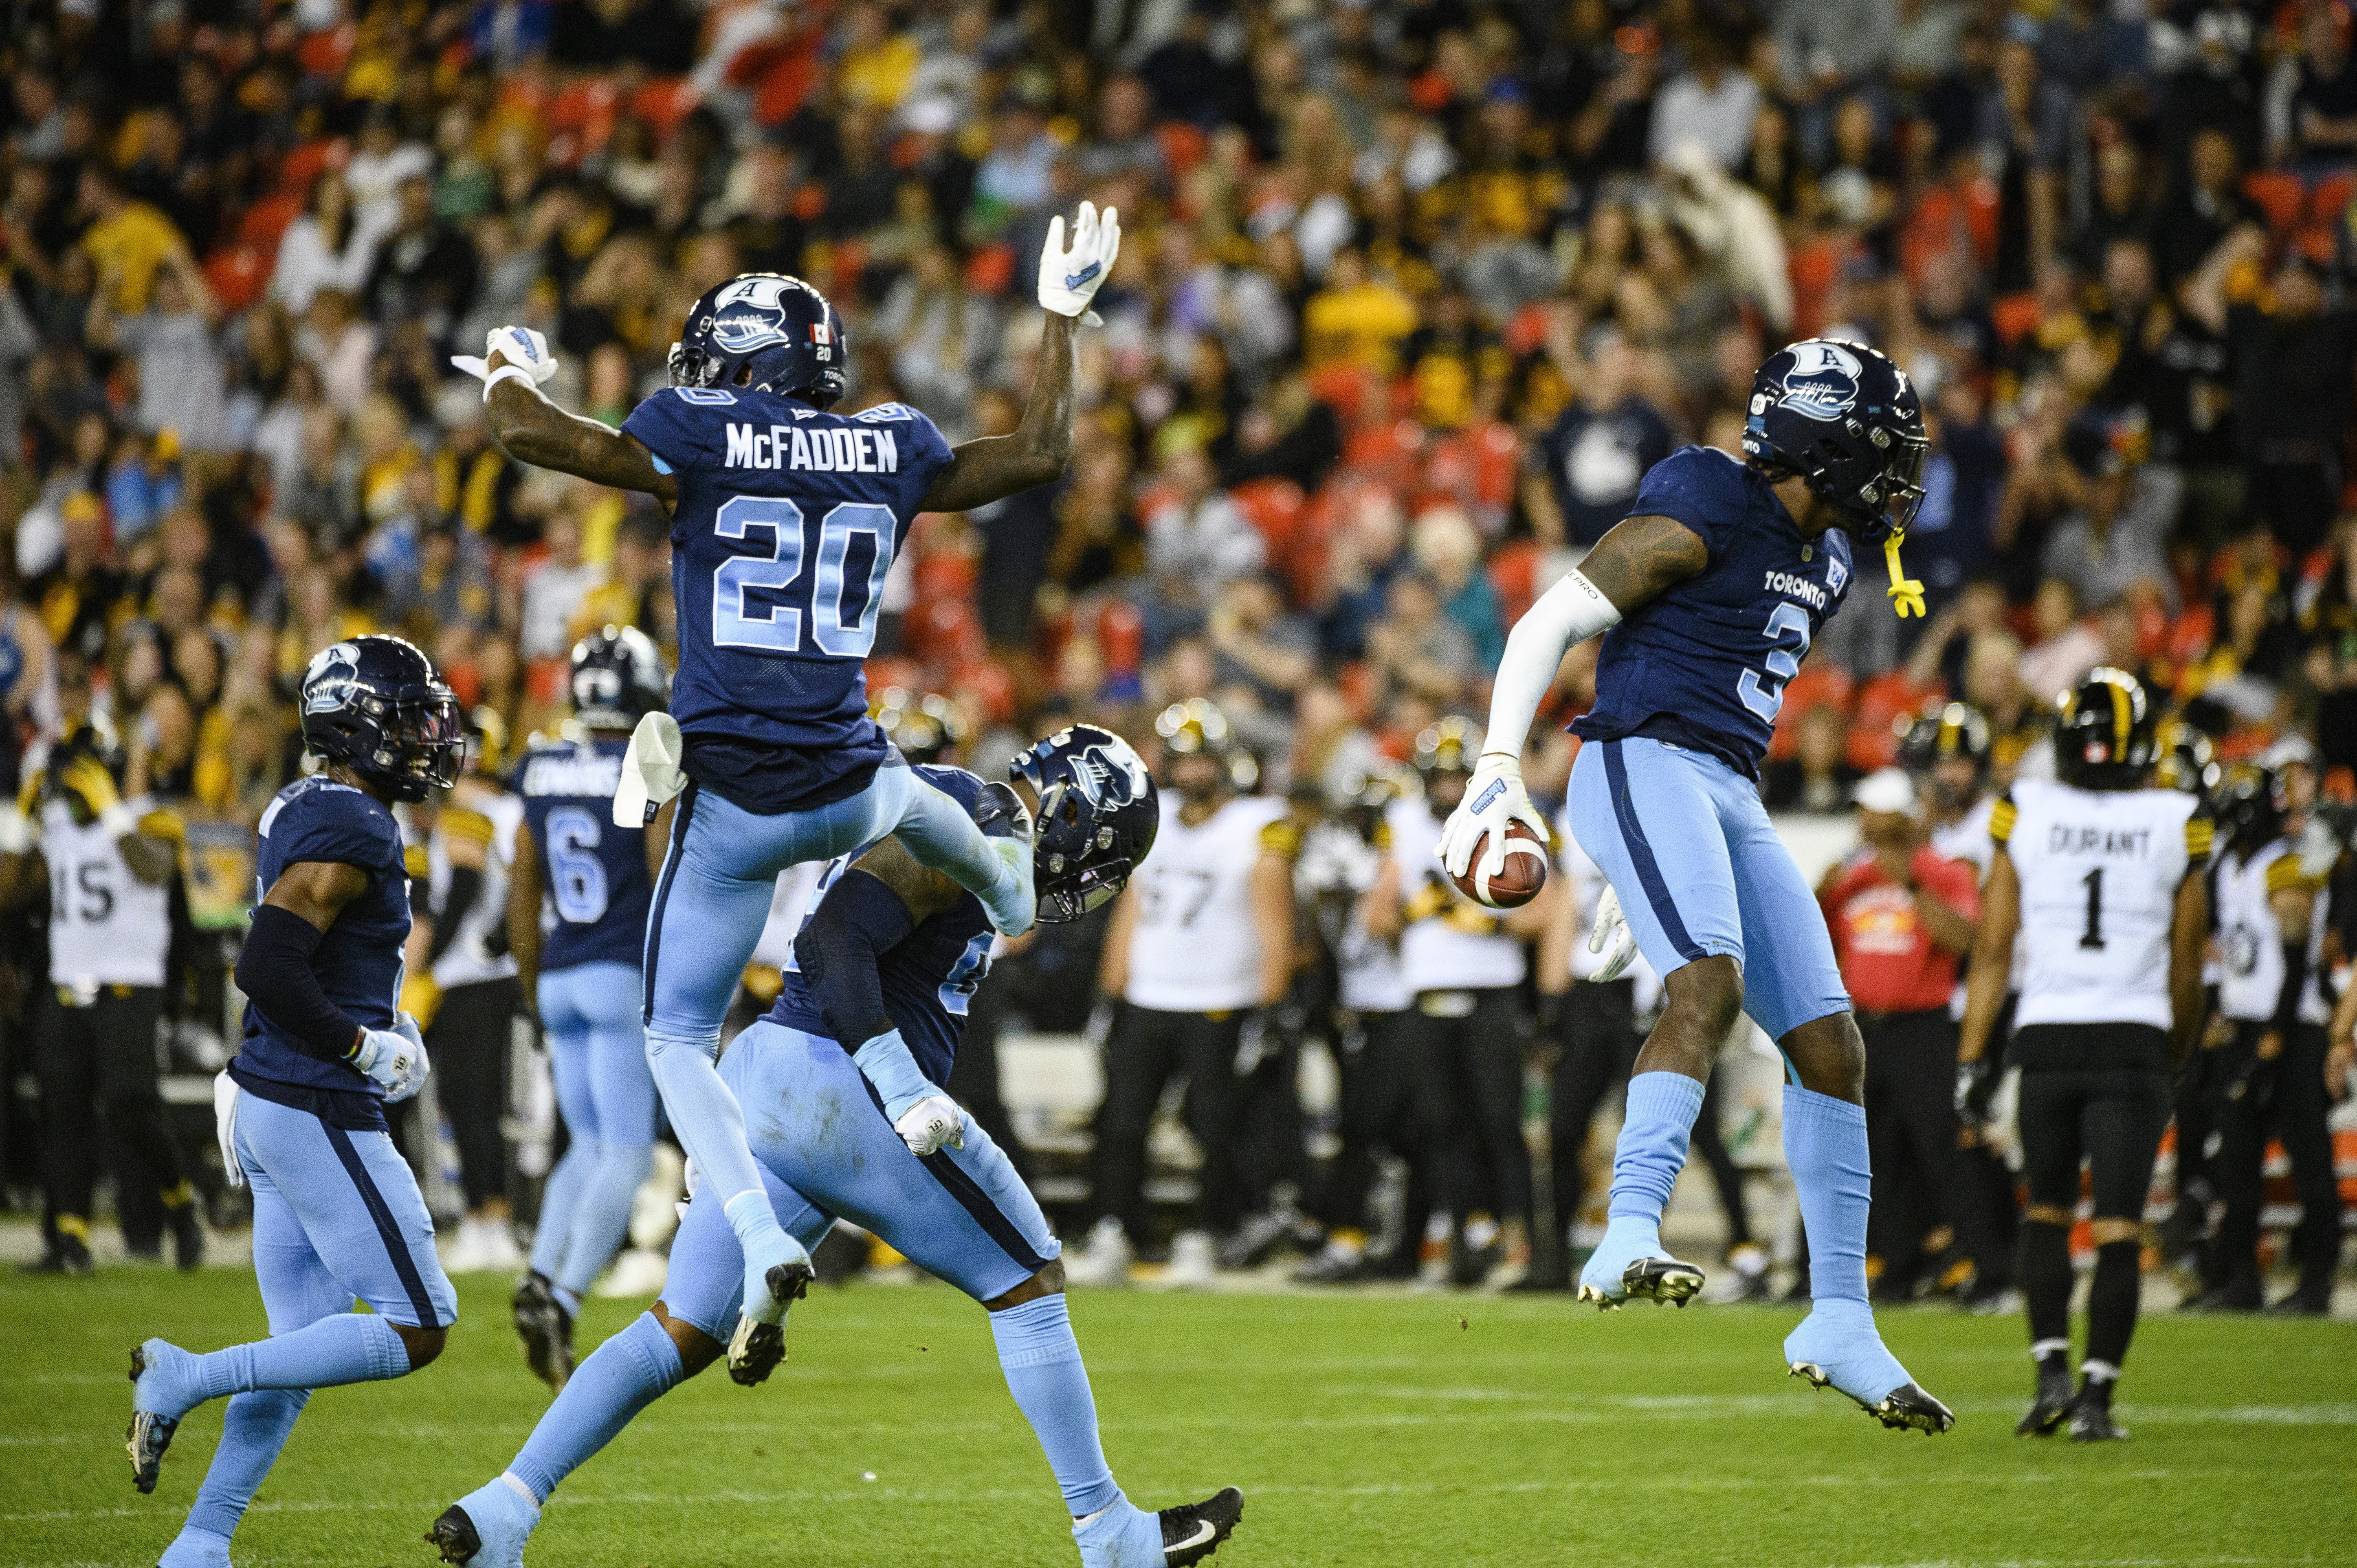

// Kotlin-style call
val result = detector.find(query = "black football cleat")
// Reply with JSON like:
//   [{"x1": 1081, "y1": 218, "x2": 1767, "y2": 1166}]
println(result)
[
  {"x1": 169, "y1": 1203, "x2": 205, "y2": 1272},
  {"x1": 2265, "y1": 1283, "x2": 2333, "y2": 1317},
  {"x1": 425, "y1": 1503, "x2": 482, "y2": 1564},
  {"x1": 1619, "y1": 1256, "x2": 1706, "y2": 1307},
  {"x1": 726, "y1": 1261, "x2": 811, "y2": 1386},
  {"x1": 2016, "y1": 1364, "x2": 2074, "y2": 1438},
  {"x1": 1159, "y1": 1485, "x2": 1244, "y2": 1566},
  {"x1": 1864, "y1": 1381, "x2": 1955, "y2": 1435},
  {"x1": 125, "y1": 1346, "x2": 180, "y2": 1494},
  {"x1": 22, "y1": 1236, "x2": 95, "y2": 1276},
  {"x1": 512, "y1": 1274, "x2": 575, "y2": 1392},
  {"x1": 2068, "y1": 1387, "x2": 2128, "y2": 1442}
]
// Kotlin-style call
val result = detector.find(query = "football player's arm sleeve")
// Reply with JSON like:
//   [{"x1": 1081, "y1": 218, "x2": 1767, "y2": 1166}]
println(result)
[
  {"x1": 238, "y1": 860, "x2": 372, "y2": 1063},
  {"x1": 1482, "y1": 567, "x2": 1623, "y2": 766},
  {"x1": 793, "y1": 866, "x2": 919, "y2": 1051}
]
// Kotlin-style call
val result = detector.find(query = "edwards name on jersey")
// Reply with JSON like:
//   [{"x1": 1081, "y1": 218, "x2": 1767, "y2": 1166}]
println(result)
[
  {"x1": 517, "y1": 733, "x2": 653, "y2": 972},
  {"x1": 1572, "y1": 445, "x2": 1855, "y2": 775},
  {"x1": 621, "y1": 388, "x2": 954, "y2": 812}
]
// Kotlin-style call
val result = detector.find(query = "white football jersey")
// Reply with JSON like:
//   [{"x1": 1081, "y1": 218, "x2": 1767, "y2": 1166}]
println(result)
[
  {"x1": 1388, "y1": 795, "x2": 1525, "y2": 994},
  {"x1": 428, "y1": 786, "x2": 525, "y2": 989},
  {"x1": 41, "y1": 793, "x2": 171, "y2": 989},
  {"x1": 1299, "y1": 819, "x2": 1412, "y2": 1013},
  {"x1": 2214, "y1": 837, "x2": 2329, "y2": 1025},
  {"x1": 1123, "y1": 794, "x2": 1289, "y2": 1014},
  {"x1": 1929, "y1": 793, "x2": 1996, "y2": 876},
  {"x1": 1997, "y1": 779, "x2": 2209, "y2": 1030}
]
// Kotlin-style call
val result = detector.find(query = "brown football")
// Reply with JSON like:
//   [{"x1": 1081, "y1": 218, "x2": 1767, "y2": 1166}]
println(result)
[{"x1": 1451, "y1": 819, "x2": 1549, "y2": 909}]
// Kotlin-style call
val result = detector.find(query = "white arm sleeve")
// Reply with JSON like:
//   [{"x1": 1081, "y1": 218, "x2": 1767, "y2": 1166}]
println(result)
[{"x1": 1480, "y1": 569, "x2": 1621, "y2": 761}]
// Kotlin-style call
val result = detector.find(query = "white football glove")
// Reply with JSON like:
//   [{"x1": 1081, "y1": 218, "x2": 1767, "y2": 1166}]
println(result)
[
  {"x1": 613, "y1": 711, "x2": 686, "y2": 828},
  {"x1": 351, "y1": 1014, "x2": 430, "y2": 1102},
  {"x1": 1037, "y1": 200, "x2": 1121, "y2": 325},
  {"x1": 1437, "y1": 753, "x2": 1550, "y2": 883},
  {"x1": 892, "y1": 1095, "x2": 968, "y2": 1158},
  {"x1": 451, "y1": 325, "x2": 560, "y2": 391},
  {"x1": 1587, "y1": 886, "x2": 1638, "y2": 984}
]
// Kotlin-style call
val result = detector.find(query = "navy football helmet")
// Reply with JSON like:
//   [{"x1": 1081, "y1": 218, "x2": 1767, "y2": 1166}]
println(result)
[
  {"x1": 2051, "y1": 666, "x2": 2159, "y2": 790},
  {"x1": 668, "y1": 273, "x2": 848, "y2": 409},
  {"x1": 299, "y1": 635, "x2": 464, "y2": 802},
  {"x1": 1011, "y1": 724, "x2": 1159, "y2": 923},
  {"x1": 1743, "y1": 338, "x2": 1928, "y2": 542},
  {"x1": 570, "y1": 624, "x2": 668, "y2": 731}
]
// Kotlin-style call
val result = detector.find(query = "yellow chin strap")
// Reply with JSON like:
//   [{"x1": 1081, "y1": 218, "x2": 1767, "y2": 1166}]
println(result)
[{"x1": 1884, "y1": 531, "x2": 1925, "y2": 618}]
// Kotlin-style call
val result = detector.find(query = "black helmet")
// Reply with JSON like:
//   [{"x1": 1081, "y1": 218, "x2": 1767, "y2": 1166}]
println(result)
[
  {"x1": 2153, "y1": 717, "x2": 2221, "y2": 799},
  {"x1": 2051, "y1": 666, "x2": 2159, "y2": 790},
  {"x1": 668, "y1": 273, "x2": 848, "y2": 409},
  {"x1": 1897, "y1": 701, "x2": 1992, "y2": 774},
  {"x1": 299, "y1": 635, "x2": 464, "y2": 803},
  {"x1": 44, "y1": 714, "x2": 127, "y2": 823},
  {"x1": 2213, "y1": 763, "x2": 2285, "y2": 857},
  {"x1": 1412, "y1": 716, "x2": 1483, "y2": 779},
  {"x1": 1011, "y1": 724, "x2": 1159, "y2": 923},
  {"x1": 872, "y1": 687, "x2": 967, "y2": 766},
  {"x1": 464, "y1": 705, "x2": 509, "y2": 780},
  {"x1": 1743, "y1": 338, "x2": 1928, "y2": 542},
  {"x1": 1155, "y1": 698, "x2": 1257, "y2": 791},
  {"x1": 570, "y1": 625, "x2": 668, "y2": 731}
]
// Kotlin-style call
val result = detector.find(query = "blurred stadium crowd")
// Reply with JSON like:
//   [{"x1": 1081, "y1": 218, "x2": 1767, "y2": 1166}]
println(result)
[{"x1": 0, "y1": 0, "x2": 2353, "y2": 1300}]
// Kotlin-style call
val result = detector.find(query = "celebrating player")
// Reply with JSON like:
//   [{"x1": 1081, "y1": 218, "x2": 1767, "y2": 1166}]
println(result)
[
  {"x1": 426, "y1": 725, "x2": 1245, "y2": 1568},
  {"x1": 506, "y1": 627, "x2": 671, "y2": 1389},
  {"x1": 1440, "y1": 338, "x2": 1952, "y2": 1432},
  {"x1": 1958, "y1": 669, "x2": 2211, "y2": 1439},
  {"x1": 128, "y1": 636, "x2": 462, "y2": 1567},
  {"x1": 449, "y1": 202, "x2": 1121, "y2": 1359}
]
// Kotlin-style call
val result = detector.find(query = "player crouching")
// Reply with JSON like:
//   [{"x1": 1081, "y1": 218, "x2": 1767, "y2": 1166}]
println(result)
[{"x1": 427, "y1": 726, "x2": 1243, "y2": 1568}]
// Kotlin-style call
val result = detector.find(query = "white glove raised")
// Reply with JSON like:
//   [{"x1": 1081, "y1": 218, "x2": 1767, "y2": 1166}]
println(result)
[
  {"x1": 451, "y1": 325, "x2": 559, "y2": 394},
  {"x1": 613, "y1": 711, "x2": 686, "y2": 828},
  {"x1": 350, "y1": 1014, "x2": 430, "y2": 1102},
  {"x1": 1437, "y1": 753, "x2": 1550, "y2": 882},
  {"x1": 1587, "y1": 885, "x2": 1638, "y2": 984},
  {"x1": 1036, "y1": 200, "x2": 1121, "y2": 325},
  {"x1": 892, "y1": 1095, "x2": 968, "y2": 1158}
]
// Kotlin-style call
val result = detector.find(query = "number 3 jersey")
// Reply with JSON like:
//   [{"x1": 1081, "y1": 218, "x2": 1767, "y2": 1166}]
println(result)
[
  {"x1": 1572, "y1": 445, "x2": 1855, "y2": 777},
  {"x1": 40, "y1": 792, "x2": 171, "y2": 989},
  {"x1": 517, "y1": 733, "x2": 652, "y2": 973},
  {"x1": 767, "y1": 764, "x2": 996, "y2": 1084},
  {"x1": 1122, "y1": 793, "x2": 1290, "y2": 1015},
  {"x1": 1993, "y1": 778, "x2": 2211, "y2": 1031},
  {"x1": 621, "y1": 388, "x2": 955, "y2": 815}
]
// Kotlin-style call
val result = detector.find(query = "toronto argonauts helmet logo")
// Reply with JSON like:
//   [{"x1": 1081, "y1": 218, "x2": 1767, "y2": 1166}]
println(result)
[
  {"x1": 1067, "y1": 740, "x2": 1148, "y2": 807},
  {"x1": 303, "y1": 641, "x2": 362, "y2": 714},
  {"x1": 1777, "y1": 339, "x2": 1865, "y2": 419},
  {"x1": 708, "y1": 275, "x2": 814, "y2": 355}
]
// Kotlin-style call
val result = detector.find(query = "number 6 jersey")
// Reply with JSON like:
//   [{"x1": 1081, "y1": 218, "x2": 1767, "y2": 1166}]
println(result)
[
  {"x1": 1993, "y1": 778, "x2": 2212, "y2": 1030},
  {"x1": 621, "y1": 388, "x2": 955, "y2": 814},
  {"x1": 517, "y1": 733, "x2": 653, "y2": 973}
]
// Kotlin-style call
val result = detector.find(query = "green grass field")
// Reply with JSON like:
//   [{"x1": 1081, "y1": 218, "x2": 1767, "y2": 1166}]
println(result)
[{"x1": 4, "y1": 1269, "x2": 2353, "y2": 1568}]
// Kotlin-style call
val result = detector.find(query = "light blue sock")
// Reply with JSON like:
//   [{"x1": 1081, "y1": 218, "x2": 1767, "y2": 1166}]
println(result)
[
  {"x1": 196, "y1": 1314, "x2": 408, "y2": 1401},
  {"x1": 509, "y1": 1311, "x2": 683, "y2": 1503},
  {"x1": 989, "y1": 1293, "x2": 1124, "y2": 1518},
  {"x1": 560, "y1": 1138, "x2": 652, "y2": 1304},
  {"x1": 1783, "y1": 1085, "x2": 1871, "y2": 1306},
  {"x1": 1607, "y1": 1072, "x2": 1707, "y2": 1234},
  {"x1": 528, "y1": 1137, "x2": 597, "y2": 1283},
  {"x1": 645, "y1": 1034, "x2": 788, "y2": 1270},
  {"x1": 553, "y1": 1284, "x2": 584, "y2": 1318},
  {"x1": 182, "y1": 1389, "x2": 309, "y2": 1542}
]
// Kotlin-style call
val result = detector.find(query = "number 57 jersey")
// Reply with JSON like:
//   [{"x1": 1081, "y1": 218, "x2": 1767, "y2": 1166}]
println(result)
[
  {"x1": 1994, "y1": 777, "x2": 2211, "y2": 1030},
  {"x1": 622, "y1": 388, "x2": 955, "y2": 812},
  {"x1": 517, "y1": 734, "x2": 653, "y2": 971}
]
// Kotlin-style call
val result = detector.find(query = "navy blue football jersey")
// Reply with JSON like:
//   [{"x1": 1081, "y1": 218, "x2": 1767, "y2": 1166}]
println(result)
[
  {"x1": 228, "y1": 775, "x2": 411, "y2": 1123},
  {"x1": 1572, "y1": 445, "x2": 1856, "y2": 775},
  {"x1": 622, "y1": 388, "x2": 956, "y2": 813},
  {"x1": 765, "y1": 764, "x2": 996, "y2": 1083},
  {"x1": 516, "y1": 733, "x2": 651, "y2": 972}
]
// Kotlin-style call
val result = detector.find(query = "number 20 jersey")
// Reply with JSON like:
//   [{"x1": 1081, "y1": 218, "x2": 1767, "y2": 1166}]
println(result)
[
  {"x1": 1572, "y1": 446, "x2": 1855, "y2": 776},
  {"x1": 1993, "y1": 778, "x2": 2210, "y2": 1031},
  {"x1": 517, "y1": 734, "x2": 651, "y2": 972},
  {"x1": 622, "y1": 387, "x2": 954, "y2": 813}
]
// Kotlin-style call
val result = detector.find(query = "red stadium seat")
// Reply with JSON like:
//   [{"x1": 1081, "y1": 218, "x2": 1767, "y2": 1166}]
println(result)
[
  {"x1": 631, "y1": 78, "x2": 699, "y2": 138},
  {"x1": 1156, "y1": 121, "x2": 1208, "y2": 178},
  {"x1": 204, "y1": 246, "x2": 270, "y2": 313},
  {"x1": 1766, "y1": 666, "x2": 1855, "y2": 762},
  {"x1": 277, "y1": 138, "x2": 347, "y2": 196},
  {"x1": 1231, "y1": 477, "x2": 1307, "y2": 551},
  {"x1": 2243, "y1": 170, "x2": 2305, "y2": 234},
  {"x1": 1990, "y1": 292, "x2": 2042, "y2": 347},
  {"x1": 235, "y1": 193, "x2": 305, "y2": 252}
]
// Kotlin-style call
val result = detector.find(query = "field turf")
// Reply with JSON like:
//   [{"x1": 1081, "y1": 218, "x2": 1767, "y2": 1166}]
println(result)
[{"x1": 3, "y1": 1268, "x2": 2353, "y2": 1567}]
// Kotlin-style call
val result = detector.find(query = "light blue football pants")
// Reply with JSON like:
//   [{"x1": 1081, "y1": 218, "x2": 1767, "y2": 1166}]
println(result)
[{"x1": 528, "y1": 961, "x2": 656, "y2": 1303}]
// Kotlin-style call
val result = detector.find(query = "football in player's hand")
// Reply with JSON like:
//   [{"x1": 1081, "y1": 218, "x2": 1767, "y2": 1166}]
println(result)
[{"x1": 1451, "y1": 819, "x2": 1548, "y2": 909}]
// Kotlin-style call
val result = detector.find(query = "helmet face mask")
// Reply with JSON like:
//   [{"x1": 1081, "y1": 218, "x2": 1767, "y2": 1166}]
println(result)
[
  {"x1": 300, "y1": 636, "x2": 466, "y2": 803},
  {"x1": 1012, "y1": 725, "x2": 1159, "y2": 924},
  {"x1": 672, "y1": 273, "x2": 848, "y2": 409}
]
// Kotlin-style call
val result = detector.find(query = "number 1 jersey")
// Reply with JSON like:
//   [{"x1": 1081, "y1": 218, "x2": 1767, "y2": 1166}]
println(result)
[
  {"x1": 622, "y1": 387, "x2": 955, "y2": 813},
  {"x1": 1572, "y1": 445, "x2": 1855, "y2": 776}
]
